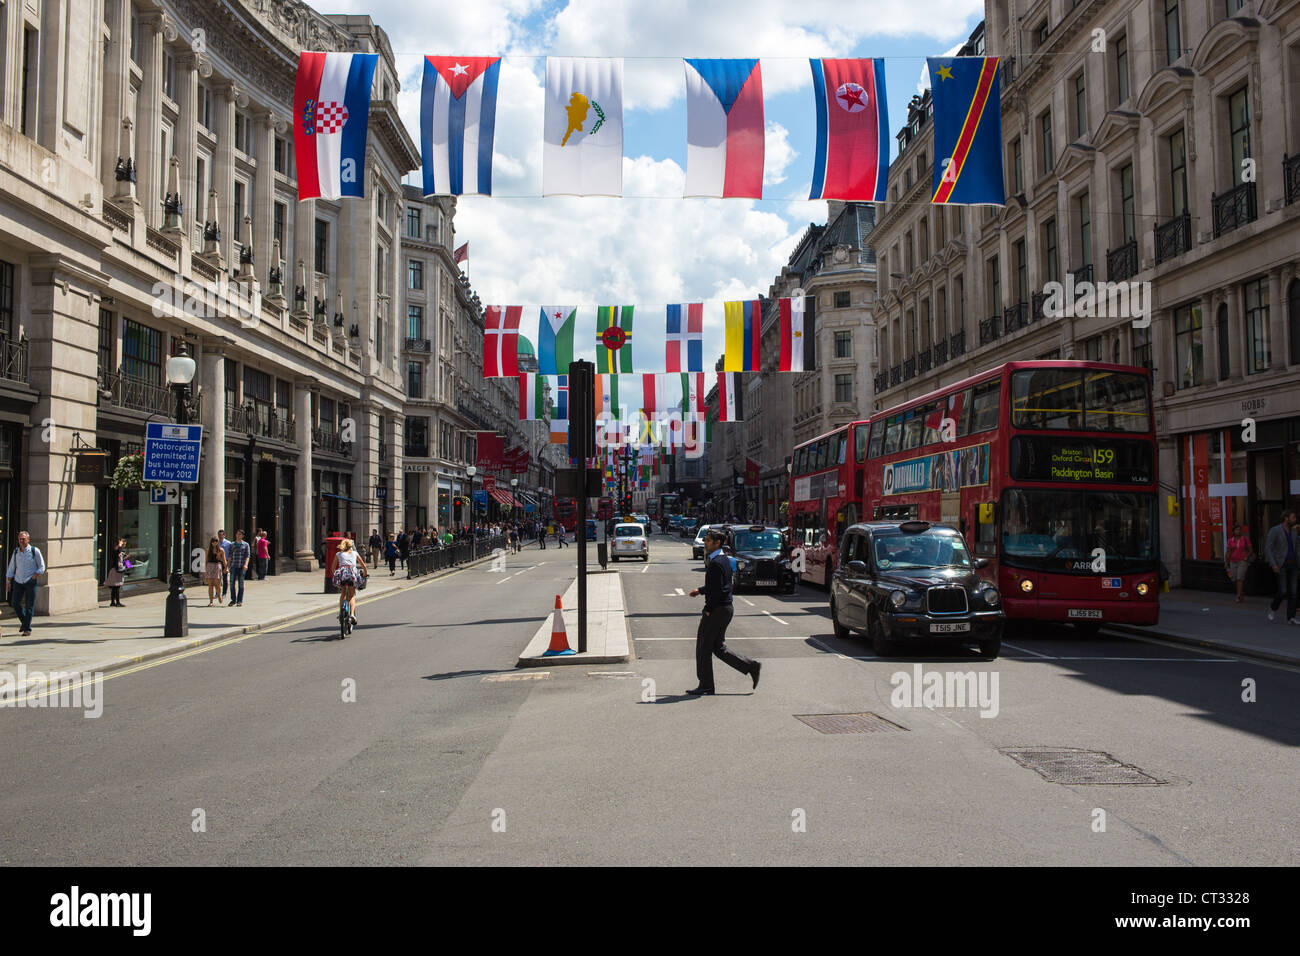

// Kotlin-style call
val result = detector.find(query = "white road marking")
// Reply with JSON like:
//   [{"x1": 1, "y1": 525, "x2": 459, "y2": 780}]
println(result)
[
  {"x1": 739, "y1": 597, "x2": 755, "y2": 607},
  {"x1": 674, "y1": 587, "x2": 685, "y2": 596},
  {"x1": 641, "y1": 562, "x2": 650, "y2": 572},
  {"x1": 761, "y1": 610, "x2": 789, "y2": 626},
  {"x1": 1002, "y1": 641, "x2": 1054, "y2": 659},
  {"x1": 635, "y1": 636, "x2": 812, "y2": 641}
]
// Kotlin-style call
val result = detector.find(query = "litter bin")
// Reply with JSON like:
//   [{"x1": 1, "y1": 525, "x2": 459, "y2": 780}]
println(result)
[
  {"x1": 323, "y1": 534, "x2": 346, "y2": 593},
  {"x1": 597, "y1": 541, "x2": 608, "y2": 569}
]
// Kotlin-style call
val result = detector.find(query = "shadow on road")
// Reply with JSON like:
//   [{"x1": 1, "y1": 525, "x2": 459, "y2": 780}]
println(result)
[{"x1": 422, "y1": 668, "x2": 514, "y2": 681}]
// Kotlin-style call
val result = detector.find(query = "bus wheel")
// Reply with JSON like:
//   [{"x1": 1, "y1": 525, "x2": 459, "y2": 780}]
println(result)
[
  {"x1": 869, "y1": 612, "x2": 894, "y2": 657},
  {"x1": 1074, "y1": 621, "x2": 1102, "y2": 637},
  {"x1": 831, "y1": 600, "x2": 850, "y2": 640}
]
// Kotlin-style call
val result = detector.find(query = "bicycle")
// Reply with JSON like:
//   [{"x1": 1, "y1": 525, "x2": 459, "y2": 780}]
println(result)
[{"x1": 339, "y1": 596, "x2": 353, "y2": 640}]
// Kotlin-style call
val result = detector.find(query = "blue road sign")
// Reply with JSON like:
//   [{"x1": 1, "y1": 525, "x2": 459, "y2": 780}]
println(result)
[{"x1": 143, "y1": 423, "x2": 203, "y2": 483}]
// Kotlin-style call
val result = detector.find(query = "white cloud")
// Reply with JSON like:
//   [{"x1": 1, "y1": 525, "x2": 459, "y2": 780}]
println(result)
[
  {"x1": 763, "y1": 121, "x2": 795, "y2": 186},
  {"x1": 917, "y1": 40, "x2": 969, "y2": 94}
]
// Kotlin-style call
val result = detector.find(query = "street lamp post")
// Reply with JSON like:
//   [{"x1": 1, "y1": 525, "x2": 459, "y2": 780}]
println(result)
[
  {"x1": 510, "y1": 477, "x2": 519, "y2": 524},
  {"x1": 467, "y1": 465, "x2": 477, "y2": 541},
  {"x1": 164, "y1": 351, "x2": 197, "y2": 638}
]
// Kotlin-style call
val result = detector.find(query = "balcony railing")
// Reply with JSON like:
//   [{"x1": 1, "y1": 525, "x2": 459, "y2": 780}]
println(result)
[
  {"x1": 378, "y1": 441, "x2": 389, "y2": 461},
  {"x1": 1212, "y1": 182, "x2": 1257, "y2": 238},
  {"x1": 950, "y1": 330, "x2": 965, "y2": 358},
  {"x1": 1003, "y1": 301, "x2": 1029, "y2": 335},
  {"x1": 933, "y1": 339, "x2": 948, "y2": 365},
  {"x1": 1286, "y1": 154, "x2": 1300, "y2": 206},
  {"x1": 889, "y1": 365, "x2": 902, "y2": 386},
  {"x1": 98, "y1": 367, "x2": 175, "y2": 418},
  {"x1": 917, "y1": 348, "x2": 932, "y2": 373},
  {"x1": 874, "y1": 371, "x2": 889, "y2": 392},
  {"x1": 903, "y1": 356, "x2": 916, "y2": 380},
  {"x1": 226, "y1": 401, "x2": 295, "y2": 442},
  {"x1": 1106, "y1": 239, "x2": 1139, "y2": 282},
  {"x1": 1069, "y1": 263, "x2": 1093, "y2": 285},
  {"x1": 404, "y1": 337, "x2": 431, "y2": 353},
  {"x1": 979, "y1": 315, "x2": 1000, "y2": 345},
  {"x1": 0, "y1": 334, "x2": 29, "y2": 385},
  {"x1": 1154, "y1": 214, "x2": 1191, "y2": 264},
  {"x1": 312, "y1": 426, "x2": 351, "y2": 456},
  {"x1": 1030, "y1": 291, "x2": 1049, "y2": 322}
]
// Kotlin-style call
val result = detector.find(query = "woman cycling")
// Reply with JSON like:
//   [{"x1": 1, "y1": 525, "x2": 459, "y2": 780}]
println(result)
[{"x1": 328, "y1": 538, "x2": 368, "y2": 626}]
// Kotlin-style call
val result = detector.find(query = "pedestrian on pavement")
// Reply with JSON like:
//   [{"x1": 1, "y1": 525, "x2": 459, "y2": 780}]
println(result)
[
  {"x1": 1265, "y1": 510, "x2": 1300, "y2": 624},
  {"x1": 538, "y1": 522, "x2": 546, "y2": 550},
  {"x1": 412, "y1": 527, "x2": 424, "y2": 550},
  {"x1": 203, "y1": 537, "x2": 227, "y2": 607},
  {"x1": 1225, "y1": 523, "x2": 1252, "y2": 603},
  {"x1": 397, "y1": 530, "x2": 410, "y2": 569},
  {"x1": 255, "y1": 529, "x2": 271, "y2": 580},
  {"x1": 385, "y1": 533, "x2": 399, "y2": 576},
  {"x1": 228, "y1": 530, "x2": 252, "y2": 607},
  {"x1": 6, "y1": 531, "x2": 46, "y2": 636},
  {"x1": 686, "y1": 528, "x2": 760, "y2": 695},
  {"x1": 556, "y1": 522, "x2": 567, "y2": 548},
  {"x1": 217, "y1": 530, "x2": 232, "y2": 602},
  {"x1": 368, "y1": 529, "x2": 382, "y2": 567},
  {"x1": 106, "y1": 537, "x2": 129, "y2": 607}
]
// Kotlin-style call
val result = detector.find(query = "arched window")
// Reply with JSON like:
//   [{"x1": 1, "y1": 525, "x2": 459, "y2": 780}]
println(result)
[
  {"x1": 1289, "y1": 280, "x2": 1300, "y2": 366},
  {"x1": 1218, "y1": 303, "x2": 1230, "y2": 381}
]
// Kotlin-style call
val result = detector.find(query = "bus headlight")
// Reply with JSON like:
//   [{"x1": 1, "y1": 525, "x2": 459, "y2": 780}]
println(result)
[
  {"x1": 982, "y1": 586, "x2": 1000, "y2": 606},
  {"x1": 1020, "y1": 578, "x2": 1035, "y2": 593},
  {"x1": 889, "y1": 590, "x2": 907, "y2": 608},
  {"x1": 1136, "y1": 581, "x2": 1150, "y2": 596}
]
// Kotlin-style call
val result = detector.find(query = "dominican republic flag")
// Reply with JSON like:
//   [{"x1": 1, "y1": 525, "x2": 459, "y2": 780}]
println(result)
[
  {"x1": 778, "y1": 296, "x2": 808, "y2": 372},
  {"x1": 809, "y1": 58, "x2": 889, "y2": 201},
  {"x1": 718, "y1": 372, "x2": 742, "y2": 422},
  {"x1": 421, "y1": 57, "x2": 501, "y2": 196},
  {"x1": 518, "y1": 373, "x2": 546, "y2": 420},
  {"x1": 723, "y1": 299, "x2": 762, "y2": 372},
  {"x1": 483, "y1": 305, "x2": 521, "y2": 377},
  {"x1": 294, "y1": 52, "x2": 379, "y2": 201},
  {"x1": 539, "y1": 306, "x2": 577, "y2": 375},
  {"x1": 684, "y1": 59, "x2": 764, "y2": 199},
  {"x1": 665, "y1": 303, "x2": 704, "y2": 372},
  {"x1": 928, "y1": 57, "x2": 1003, "y2": 205},
  {"x1": 550, "y1": 375, "x2": 569, "y2": 444}
]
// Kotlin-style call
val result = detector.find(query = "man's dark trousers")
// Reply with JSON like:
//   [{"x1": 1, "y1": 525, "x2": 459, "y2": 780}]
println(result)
[{"x1": 695, "y1": 604, "x2": 754, "y2": 690}]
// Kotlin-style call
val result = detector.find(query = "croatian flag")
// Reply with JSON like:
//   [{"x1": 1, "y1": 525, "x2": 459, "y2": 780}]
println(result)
[
  {"x1": 684, "y1": 59, "x2": 764, "y2": 199},
  {"x1": 293, "y1": 52, "x2": 378, "y2": 201},
  {"x1": 421, "y1": 56, "x2": 501, "y2": 196},
  {"x1": 778, "y1": 296, "x2": 807, "y2": 372},
  {"x1": 809, "y1": 58, "x2": 889, "y2": 201},
  {"x1": 483, "y1": 305, "x2": 521, "y2": 377},
  {"x1": 665, "y1": 303, "x2": 704, "y2": 372}
]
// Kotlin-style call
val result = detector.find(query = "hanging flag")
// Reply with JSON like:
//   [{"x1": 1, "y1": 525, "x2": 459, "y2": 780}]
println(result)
[
  {"x1": 808, "y1": 58, "x2": 889, "y2": 201},
  {"x1": 518, "y1": 373, "x2": 547, "y2": 420},
  {"x1": 718, "y1": 372, "x2": 742, "y2": 422},
  {"x1": 293, "y1": 52, "x2": 379, "y2": 201},
  {"x1": 550, "y1": 375, "x2": 570, "y2": 444},
  {"x1": 483, "y1": 305, "x2": 522, "y2": 377},
  {"x1": 454, "y1": 242, "x2": 469, "y2": 265},
  {"x1": 544, "y1": 57, "x2": 623, "y2": 196},
  {"x1": 723, "y1": 299, "x2": 762, "y2": 372},
  {"x1": 597, "y1": 373, "x2": 620, "y2": 422},
  {"x1": 928, "y1": 57, "x2": 1003, "y2": 205},
  {"x1": 778, "y1": 296, "x2": 807, "y2": 372},
  {"x1": 538, "y1": 305, "x2": 577, "y2": 375},
  {"x1": 683, "y1": 58, "x2": 764, "y2": 199},
  {"x1": 681, "y1": 372, "x2": 705, "y2": 419},
  {"x1": 641, "y1": 374, "x2": 659, "y2": 418},
  {"x1": 420, "y1": 57, "x2": 501, "y2": 197},
  {"x1": 665, "y1": 303, "x2": 704, "y2": 372},
  {"x1": 745, "y1": 457, "x2": 761, "y2": 486},
  {"x1": 596, "y1": 306, "x2": 635, "y2": 372}
]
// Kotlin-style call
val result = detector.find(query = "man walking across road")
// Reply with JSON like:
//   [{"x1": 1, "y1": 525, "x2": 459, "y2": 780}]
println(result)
[
  {"x1": 5, "y1": 530, "x2": 46, "y2": 636},
  {"x1": 1265, "y1": 510, "x2": 1300, "y2": 624},
  {"x1": 228, "y1": 530, "x2": 252, "y2": 607},
  {"x1": 687, "y1": 528, "x2": 760, "y2": 695}
]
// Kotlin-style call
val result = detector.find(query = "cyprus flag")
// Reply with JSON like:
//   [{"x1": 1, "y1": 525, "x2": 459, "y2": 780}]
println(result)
[{"x1": 544, "y1": 57, "x2": 623, "y2": 196}]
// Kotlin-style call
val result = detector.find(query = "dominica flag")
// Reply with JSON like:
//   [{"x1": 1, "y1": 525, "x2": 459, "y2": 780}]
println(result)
[
  {"x1": 539, "y1": 305, "x2": 577, "y2": 374},
  {"x1": 928, "y1": 56, "x2": 1003, "y2": 205},
  {"x1": 596, "y1": 306, "x2": 635, "y2": 372},
  {"x1": 723, "y1": 299, "x2": 761, "y2": 371}
]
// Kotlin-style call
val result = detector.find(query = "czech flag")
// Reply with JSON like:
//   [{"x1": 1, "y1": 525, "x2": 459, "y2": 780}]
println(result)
[
  {"x1": 665, "y1": 303, "x2": 703, "y2": 372},
  {"x1": 809, "y1": 58, "x2": 889, "y2": 201},
  {"x1": 421, "y1": 56, "x2": 501, "y2": 196},
  {"x1": 684, "y1": 59, "x2": 764, "y2": 199},
  {"x1": 483, "y1": 306, "x2": 521, "y2": 377},
  {"x1": 293, "y1": 52, "x2": 378, "y2": 201},
  {"x1": 723, "y1": 299, "x2": 762, "y2": 372},
  {"x1": 778, "y1": 296, "x2": 807, "y2": 372},
  {"x1": 928, "y1": 56, "x2": 1003, "y2": 205}
]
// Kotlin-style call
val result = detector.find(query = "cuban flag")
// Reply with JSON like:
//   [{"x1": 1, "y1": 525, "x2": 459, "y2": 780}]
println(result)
[
  {"x1": 809, "y1": 58, "x2": 889, "y2": 202},
  {"x1": 778, "y1": 296, "x2": 807, "y2": 372},
  {"x1": 665, "y1": 303, "x2": 704, "y2": 372},
  {"x1": 421, "y1": 56, "x2": 501, "y2": 197},
  {"x1": 293, "y1": 52, "x2": 378, "y2": 201},
  {"x1": 684, "y1": 59, "x2": 764, "y2": 199}
]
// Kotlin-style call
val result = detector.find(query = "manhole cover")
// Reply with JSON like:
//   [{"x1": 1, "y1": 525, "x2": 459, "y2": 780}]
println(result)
[
  {"x1": 1001, "y1": 748, "x2": 1163, "y2": 785},
  {"x1": 795, "y1": 713, "x2": 908, "y2": 734},
  {"x1": 483, "y1": 672, "x2": 550, "y2": 682}
]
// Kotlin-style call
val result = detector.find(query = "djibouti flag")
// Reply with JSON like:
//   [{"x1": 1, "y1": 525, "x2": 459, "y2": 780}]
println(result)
[
  {"x1": 596, "y1": 305, "x2": 634, "y2": 372},
  {"x1": 538, "y1": 305, "x2": 577, "y2": 374}
]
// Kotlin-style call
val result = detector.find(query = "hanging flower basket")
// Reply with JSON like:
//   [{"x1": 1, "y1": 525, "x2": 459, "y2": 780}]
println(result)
[{"x1": 110, "y1": 453, "x2": 163, "y2": 491}]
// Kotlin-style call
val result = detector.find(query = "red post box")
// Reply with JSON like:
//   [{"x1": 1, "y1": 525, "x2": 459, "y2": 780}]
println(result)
[{"x1": 323, "y1": 533, "x2": 346, "y2": 593}]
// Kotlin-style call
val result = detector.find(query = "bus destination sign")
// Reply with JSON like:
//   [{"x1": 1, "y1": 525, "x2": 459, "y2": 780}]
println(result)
[{"x1": 1009, "y1": 437, "x2": 1153, "y2": 484}]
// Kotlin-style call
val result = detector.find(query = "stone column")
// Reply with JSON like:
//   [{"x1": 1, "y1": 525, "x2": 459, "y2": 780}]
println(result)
[
  {"x1": 100, "y1": 0, "x2": 132, "y2": 196},
  {"x1": 213, "y1": 80, "x2": 237, "y2": 267},
  {"x1": 134, "y1": 13, "x2": 164, "y2": 220},
  {"x1": 1267, "y1": 269, "x2": 1286, "y2": 372},
  {"x1": 25, "y1": 258, "x2": 103, "y2": 615},
  {"x1": 199, "y1": 346, "x2": 226, "y2": 543},
  {"x1": 1228, "y1": 285, "x2": 1245, "y2": 382},
  {"x1": 294, "y1": 384, "x2": 315, "y2": 571},
  {"x1": 252, "y1": 107, "x2": 275, "y2": 281}
]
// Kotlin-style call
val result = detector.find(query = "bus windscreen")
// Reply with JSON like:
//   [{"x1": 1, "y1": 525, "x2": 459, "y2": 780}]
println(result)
[{"x1": 1011, "y1": 369, "x2": 1150, "y2": 432}]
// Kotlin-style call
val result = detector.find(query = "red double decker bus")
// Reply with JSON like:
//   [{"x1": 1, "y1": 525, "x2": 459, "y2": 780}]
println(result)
[
  {"x1": 788, "y1": 421, "x2": 870, "y2": 589},
  {"x1": 859, "y1": 361, "x2": 1159, "y2": 629},
  {"x1": 554, "y1": 497, "x2": 578, "y2": 532}
]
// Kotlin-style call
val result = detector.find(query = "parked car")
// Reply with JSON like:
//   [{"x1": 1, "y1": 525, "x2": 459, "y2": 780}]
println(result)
[
  {"x1": 829, "y1": 520, "x2": 1003, "y2": 658},
  {"x1": 679, "y1": 517, "x2": 698, "y2": 538},
  {"x1": 717, "y1": 524, "x2": 797, "y2": 593},
  {"x1": 610, "y1": 522, "x2": 649, "y2": 562}
]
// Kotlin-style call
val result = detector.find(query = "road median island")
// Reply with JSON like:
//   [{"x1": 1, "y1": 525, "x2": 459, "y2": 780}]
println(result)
[{"x1": 516, "y1": 571, "x2": 630, "y2": 667}]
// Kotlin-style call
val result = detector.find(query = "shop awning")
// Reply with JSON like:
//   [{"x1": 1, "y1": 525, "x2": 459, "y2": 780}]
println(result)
[{"x1": 488, "y1": 488, "x2": 519, "y2": 507}]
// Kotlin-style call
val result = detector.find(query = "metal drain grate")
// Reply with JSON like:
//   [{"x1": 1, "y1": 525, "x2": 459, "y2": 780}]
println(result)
[
  {"x1": 483, "y1": 672, "x2": 550, "y2": 682},
  {"x1": 795, "y1": 713, "x2": 909, "y2": 734},
  {"x1": 1001, "y1": 748, "x2": 1163, "y2": 785}
]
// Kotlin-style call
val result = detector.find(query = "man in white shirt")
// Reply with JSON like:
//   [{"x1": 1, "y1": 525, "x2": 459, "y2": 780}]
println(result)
[{"x1": 6, "y1": 531, "x2": 46, "y2": 636}]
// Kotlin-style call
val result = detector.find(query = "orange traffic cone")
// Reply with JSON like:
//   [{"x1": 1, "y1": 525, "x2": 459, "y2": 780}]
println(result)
[{"x1": 543, "y1": 594, "x2": 576, "y2": 656}]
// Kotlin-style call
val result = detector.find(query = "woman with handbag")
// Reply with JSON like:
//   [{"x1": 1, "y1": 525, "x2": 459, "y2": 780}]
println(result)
[
  {"x1": 105, "y1": 537, "x2": 129, "y2": 607},
  {"x1": 203, "y1": 536, "x2": 227, "y2": 607},
  {"x1": 1225, "y1": 524, "x2": 1253, "y2": 603}
]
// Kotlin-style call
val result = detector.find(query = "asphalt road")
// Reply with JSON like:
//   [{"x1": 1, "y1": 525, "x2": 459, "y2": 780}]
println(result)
[{"x1": 1, "y1": 532, "x2": 1296, "y2": 866}]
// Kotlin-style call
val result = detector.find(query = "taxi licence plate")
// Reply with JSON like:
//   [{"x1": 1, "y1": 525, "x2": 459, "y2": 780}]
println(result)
[
  {"x1": 1068, "y1": 609, "x2": 1103, "y2": 619},
  {"x1": 930, "y1": 622, "x2": 971, "y2": 633},
  {"x1": 757, "y1": 579, "x2": 777, "y2": 587}
]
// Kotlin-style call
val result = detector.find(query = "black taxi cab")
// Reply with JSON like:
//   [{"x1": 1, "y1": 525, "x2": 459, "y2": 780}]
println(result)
[
  {"x1": 829, "y1": 520, "x2": 1004, "y2": 658},
  {"x1": 717, "y1": 524, "x2": 798, "y2": 593}
]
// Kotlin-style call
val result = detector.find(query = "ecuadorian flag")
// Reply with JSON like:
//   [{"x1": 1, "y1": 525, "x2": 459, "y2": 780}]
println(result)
[{"x1": 928, "y1": 57, "x2": 1004, "y2": 206}]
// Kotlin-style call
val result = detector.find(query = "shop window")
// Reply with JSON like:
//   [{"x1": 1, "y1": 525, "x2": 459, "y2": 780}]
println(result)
[
  {"x1": 1243, "y1": 277, "x2": 1270, "y2": 374},
  {"x1": 1174, "y1": 303, "x2": 1204, "y2": 389},
  {"x1": 1218, "y1": 303, "x2": 1231, "y2": 380}
]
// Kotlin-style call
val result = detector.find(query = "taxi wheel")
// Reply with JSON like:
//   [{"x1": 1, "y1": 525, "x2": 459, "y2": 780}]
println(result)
[
  {"x1": 823, "y1": 563, "x2": 833, "y2": 591},
  {"x1": 831, "y1": 600, "x2": 850, "y2": 640},
  {"x1": 869, "y1": 612, "x2": 894, "y2": 657},
  {"x1": 978, "y1": 638, "x2": 1001, "y2": 659}
]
